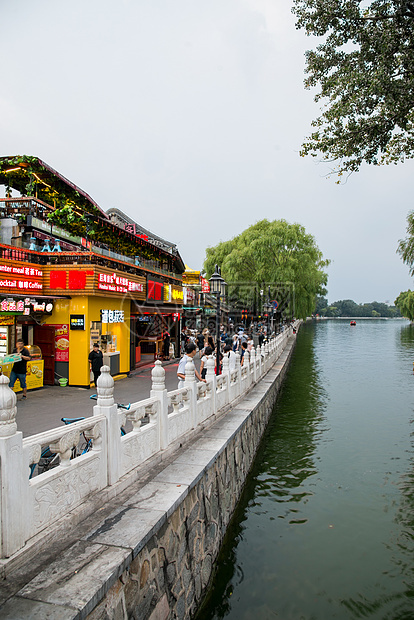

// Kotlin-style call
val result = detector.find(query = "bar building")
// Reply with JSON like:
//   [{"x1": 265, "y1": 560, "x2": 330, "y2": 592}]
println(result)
[{"x1": 0, "y1": 155, "x2": 184, "y2": 390}]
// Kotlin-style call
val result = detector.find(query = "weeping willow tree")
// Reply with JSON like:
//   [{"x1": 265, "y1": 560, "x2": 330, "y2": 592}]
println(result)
[
  {"x1": 395, "y1": 212, "x2": 414, "y2": 319},
  {"x1": 203, "y1": 219, "x2": 330, "y2": 319},
  {"x1": 394, "y1": 290, "x2": 414, "y2": 320}
]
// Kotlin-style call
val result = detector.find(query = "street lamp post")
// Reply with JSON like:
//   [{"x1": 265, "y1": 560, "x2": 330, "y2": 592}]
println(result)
[{"x1": 209, "y1": 264, "x2": 226, "y2": 376}]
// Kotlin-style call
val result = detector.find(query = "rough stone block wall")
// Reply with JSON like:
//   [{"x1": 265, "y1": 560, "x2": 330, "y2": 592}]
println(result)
[{"x1": 87, "y1": 363, "x2": 290, "y2": 620}]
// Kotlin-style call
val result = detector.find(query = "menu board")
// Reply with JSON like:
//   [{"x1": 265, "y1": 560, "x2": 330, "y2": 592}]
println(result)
[
  {"x1": 54, "y1": 324, "x2": 69, "y2": 362},
  {"x1": 1, "y1": 360, "x2": 44, "y2": 392}
]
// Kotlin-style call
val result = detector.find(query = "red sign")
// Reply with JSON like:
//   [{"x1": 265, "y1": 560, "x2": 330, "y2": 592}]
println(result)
[
  {"x1": 148, "y1": 280, "x2": 164, "y2": 301},
  {"x1": 0, "y1": 262, "x2": 43, "y2": 293},
  {"x1": 200, "y1": 277, "x2": 210, "y2": 293},
  {"x1": 54, "y1": 324, "x2": 69, "y2": 362},
  {"x1": 49, "y1": 270, "x2": 93, "y2": 290},
  {"x1": 185, "y1": 288, "x2": 195, "y2": 303},
  {"x1": 98, "y1": 272, "x2": 144, "y2": 293}
]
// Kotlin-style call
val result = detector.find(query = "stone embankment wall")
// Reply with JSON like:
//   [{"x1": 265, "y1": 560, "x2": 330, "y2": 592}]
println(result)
[{"x1": 88, "y1": 334, "x2": 297, "y2": 620}]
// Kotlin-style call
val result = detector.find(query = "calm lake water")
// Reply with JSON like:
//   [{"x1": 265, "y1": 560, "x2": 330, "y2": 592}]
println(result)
[{"x1": 196, "y1": 319, "x2": 414, "y2": 620}]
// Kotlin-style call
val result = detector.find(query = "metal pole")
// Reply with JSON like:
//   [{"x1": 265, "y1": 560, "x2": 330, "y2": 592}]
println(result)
[{"x1": 216, "y1": 291, "x2": 220, "y2": 375}]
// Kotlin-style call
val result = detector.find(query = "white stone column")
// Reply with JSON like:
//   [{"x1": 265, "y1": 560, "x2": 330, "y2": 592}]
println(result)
[
  {"x1": 256, "y1": 345, "x2": 262, "y2": 377},
  {"x1": 235, "y1": 351, "x2": 241, "y2": 397},
  {"x1": 221, "y1": 353, "x2": 230, "y2": 405},
  {"x1": 93, "y1": 366, "x2": 120, "y2": 486},
  {"x1": 184, "y1": 359, "x2": 197, "y2": 429},
  {"x1": 250, "y1": 346, "x2": 257, "y2": 382},
  {"x1": 205, "y1": 355, "x2": 217, "y2": 414},
  {"x1": 150, "y1": 360, "x2": 168, "y2": 450},
  {"x1": 0, "y1": 375, "x2": 25, "y2": 558}
]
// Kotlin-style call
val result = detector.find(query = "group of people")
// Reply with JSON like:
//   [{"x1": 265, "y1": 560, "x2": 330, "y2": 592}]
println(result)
[{"x1": 177, "y1": 326, "x2": 257, "y2": 387}]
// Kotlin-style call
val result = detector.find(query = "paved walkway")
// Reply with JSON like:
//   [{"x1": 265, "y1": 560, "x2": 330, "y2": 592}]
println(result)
[{"x1": 16, "y1": 360, "x2": 184, "y2": 437}]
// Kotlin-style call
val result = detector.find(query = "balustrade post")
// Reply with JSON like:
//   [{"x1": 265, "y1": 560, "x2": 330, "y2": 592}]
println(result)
[
  {"x1": 256, "y1": 345, "x2": 262, "y2": 377},
  {"x1": 243, "y1": 350, "x2": 250, "y2": 391},
  {"x1": 0, "y1": 375, "x2": 25, "y2": 558},
  {"x1": 235, "y1": 351, "x2": 241, "y2": 397},
  {"x1": 250, "y1": 346, "x2": 257, "y2": 382},
  {"x1": 205, "y1": 355, "x2": 217, "y2": 413},
  {"x1": 93, "y1": 366, "x2": 120, "y2": 486},
  {"x1": 150, "y1": 360, "x2": 168, "y2": 450},
  {"x1": 184, "y1": 359, "x2": 197, "y2": 428},
  {"x1": 264, "y1": 342, "x2": 270, "y2": 371},
  {"x1": 221, "y1": 353, "x2": 230, "y2": 405}
]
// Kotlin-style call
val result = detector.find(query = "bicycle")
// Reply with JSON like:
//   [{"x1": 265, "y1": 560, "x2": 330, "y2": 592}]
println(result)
[
  {"x1": 29, "y1": 417, "x2": 92, "y2": 478},
  {"x1": 29, "y1": 400, "x2": 130, "y2": 478}
]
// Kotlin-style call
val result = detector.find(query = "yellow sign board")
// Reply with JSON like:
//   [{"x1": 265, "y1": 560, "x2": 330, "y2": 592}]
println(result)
[{"x1": 1, "y1": 360, "x2": 44, "y2": 392}]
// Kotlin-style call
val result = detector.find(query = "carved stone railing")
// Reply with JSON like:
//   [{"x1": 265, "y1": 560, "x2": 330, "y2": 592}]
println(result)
[{"x1": 0, "y1": 322, "x2": 299, "y2": 558}]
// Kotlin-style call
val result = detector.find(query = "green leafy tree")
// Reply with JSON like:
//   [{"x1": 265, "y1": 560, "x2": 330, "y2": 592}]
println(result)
[
  {"x1": 328, "y1": 299, "x2": 401, "y2": 316},
  {"x1": 315, "y1": 295, "x2": 328, "y2": 314},
  {"x1": 395, "y1": 290, "x2": 414, "y2": 320},
  {"x1": 292, "y1": 0, "x2": 414, "y2": 178},
  {"x1": 203, "y1": 219, "x2": 330, "y2": 319}
]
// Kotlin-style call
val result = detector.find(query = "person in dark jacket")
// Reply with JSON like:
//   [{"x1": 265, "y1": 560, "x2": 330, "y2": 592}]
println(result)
[
  {"x1": 88, "y1": 343, "x2": 103, "y2": 387},
  {"x1": 163, "y1": 331, "x2": 171, "y2": 360},
  {"x1": 9, "y1": 339, "x2": 31, "y2": 399}
]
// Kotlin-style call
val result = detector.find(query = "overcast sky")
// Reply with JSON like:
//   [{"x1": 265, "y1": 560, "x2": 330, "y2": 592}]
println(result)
[{"x1": 1, "y1": 0, "x2": 413, "y2": 304}]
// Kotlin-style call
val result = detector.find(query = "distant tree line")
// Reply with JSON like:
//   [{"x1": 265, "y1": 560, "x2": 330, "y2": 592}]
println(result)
[{"x1": 315, "y1": 297, "x2": 401, "y2": 318}]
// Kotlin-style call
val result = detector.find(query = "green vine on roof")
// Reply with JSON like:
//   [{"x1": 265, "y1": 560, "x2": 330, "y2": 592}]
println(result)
[{"x1": 47, "y1": 205, "x2": 165, "y2": 263}]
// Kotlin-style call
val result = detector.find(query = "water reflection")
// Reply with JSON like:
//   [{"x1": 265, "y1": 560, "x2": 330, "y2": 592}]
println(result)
[
  {"x1": 197, "y1": 320, "x2": 414, "y2": 620},
  {"x1": 196, "y1": 323, "x2": 327, "y2": 620}
]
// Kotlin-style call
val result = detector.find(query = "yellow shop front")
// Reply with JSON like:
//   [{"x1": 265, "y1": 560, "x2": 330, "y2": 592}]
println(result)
[{"x1": 41, "y1": 265, "x2": 142, "y2": 387}]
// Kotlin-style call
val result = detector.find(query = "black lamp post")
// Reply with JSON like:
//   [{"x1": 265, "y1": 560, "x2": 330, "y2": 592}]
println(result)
[{"x1": 209, "y1": 264, "x2": 226, "y2": 375}]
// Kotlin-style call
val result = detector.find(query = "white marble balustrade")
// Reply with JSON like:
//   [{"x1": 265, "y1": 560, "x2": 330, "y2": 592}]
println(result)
[{"x1": 0, "y1": 323, "x2": 298, "y2": 558}]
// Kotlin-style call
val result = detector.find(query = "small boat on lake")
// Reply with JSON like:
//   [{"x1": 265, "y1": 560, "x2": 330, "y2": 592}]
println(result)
[{"x1": 350, "y1": 321, "x2": 356, "y2": 326}]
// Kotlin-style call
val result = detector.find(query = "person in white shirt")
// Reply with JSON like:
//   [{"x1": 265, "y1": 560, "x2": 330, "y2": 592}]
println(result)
[
  {"x1": 224, "y1": 344, "x2": 237, "y2": 371},
  {"x1": 200, "y1": 345, "x2": 213, "y2": 379},
  {"x1": 177, "y1": 343, "x2": 205, "y2": 388}
]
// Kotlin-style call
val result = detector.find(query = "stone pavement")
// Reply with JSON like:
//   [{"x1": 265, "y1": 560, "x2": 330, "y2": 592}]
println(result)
[{"x1": 16, "y1": 360, "x2": 184, "y2": 438}]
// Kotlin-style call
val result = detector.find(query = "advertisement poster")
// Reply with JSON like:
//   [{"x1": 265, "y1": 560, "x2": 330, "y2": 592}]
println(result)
[
  {"x1": 1, "y1": 360, "x2": 44, "y2": 392},
  {"x1": 54, "y1": 324, "x2": 69, "y2": 362}
]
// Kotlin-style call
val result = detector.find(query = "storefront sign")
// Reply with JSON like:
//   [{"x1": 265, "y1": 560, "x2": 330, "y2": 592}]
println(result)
[
  {"x1": 98, "y1": 273, "x2": 144, "y2": 294},
  {"x1": 44, "y1": 266, "x2": 146, "y2": 299},
  {"x1": 0, "y1": 261, "x2": 43, "y2": 294},
  {"x1": 0, "y1": 316, "x2": 14, "y2": 326},
  {"x1": 27, "y1": 215, "x2": 82, "y2": 245},
  {"x1": 184, "y1": 287, "x2": 196, "y2": 304},
  {"x1": 101, "y1": 309, "x2": 124, "y2": 323},
  {"x1": 54, "y1": 324, "x2": 70, "y2": 362},
  {"x1": 147, "y1": 279, "x2": 164, "y2": 302},
  {"x1": 200, "y1": 277, "x2": 210, "y2": 293},
  {"x1": 124, "y1": 223, "x2": 149, "y2": 241},
  {"x1": 0, "y1": 298, "x2": 53, "y2": 315},
  {"x1": 171, "y1": 286, "x2": 184, "y2": 303},
  {"x1": 70, "y1": 314, "x2": 85, "y2": 330}
]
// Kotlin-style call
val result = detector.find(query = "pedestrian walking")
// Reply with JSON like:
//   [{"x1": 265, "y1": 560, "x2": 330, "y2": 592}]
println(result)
[
  {"x1": 9, "y1": 339, "x2": 31, "y2": 399},
  {"x1": 200, "y1": 345, "x2": 213, "y2": 379},
  {"x1": 224, "y1": 344, "x2": 237, "y2": 371},
  {"x1": 177, "y1": 343, "x2": 205, "y2": 388},
  {"x1": 89, "y1": 343, "x2": 103, "y2": 387},
  {"x1": 196, "y1": 331, "x2": 205, "y2": 352},
  {"x1": 162, "y1": 331, "x2": 170, "y2": 360},
  {"x1": 240, "y1": 341, "x2": 248, "y2": 366}
]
